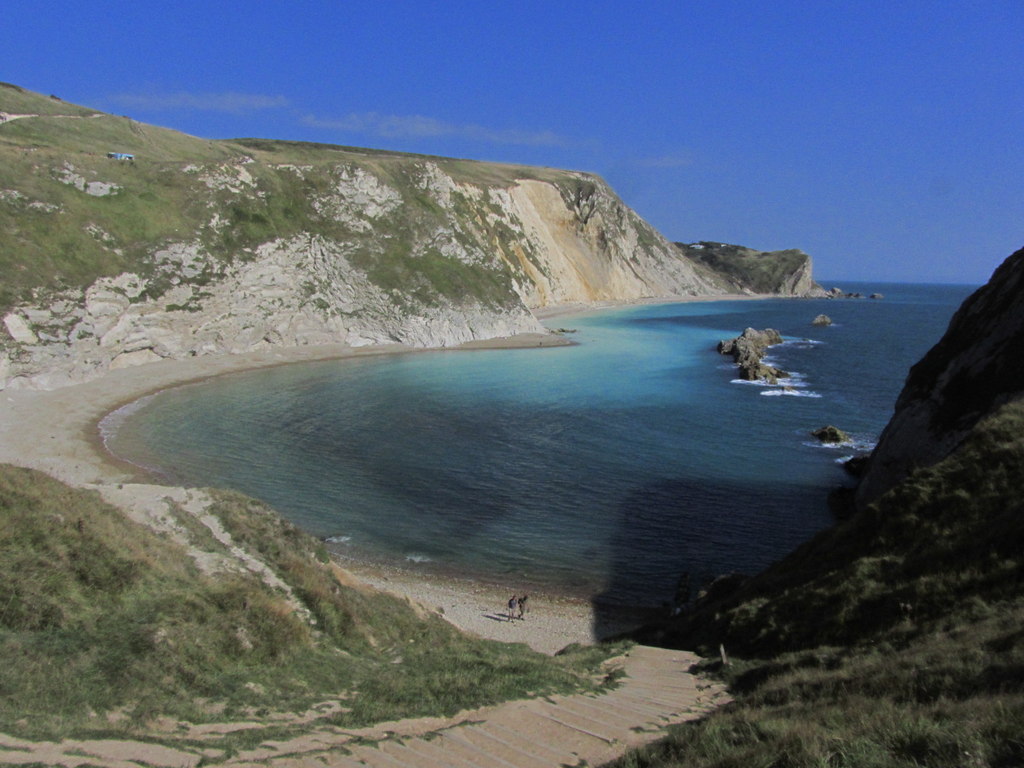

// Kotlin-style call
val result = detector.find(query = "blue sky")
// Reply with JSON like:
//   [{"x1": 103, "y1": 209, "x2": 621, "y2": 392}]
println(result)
[{"x1": 3, "y1": 1, "x2": 1021, "y2": 284}]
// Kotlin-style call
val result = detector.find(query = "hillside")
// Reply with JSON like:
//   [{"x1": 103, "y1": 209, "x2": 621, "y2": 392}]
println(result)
[
  {"x1": 0, "y1": 463, "x2": 618, "y2": 746},
  {"x1": 674, "y1": 241, "x2": 824, "y2": 296},
  {"x1": 0, "y1": 82, "x2": 820, "y2": 390},
  {"x1": 857, "y1": 246, "x2": 1024, "y2": 506},
  {"x1": 617, "y1": 246, "x2": 1024, "y2": 766}
]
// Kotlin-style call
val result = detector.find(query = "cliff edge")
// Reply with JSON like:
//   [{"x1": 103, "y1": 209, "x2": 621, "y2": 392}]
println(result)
[
  {"x1": 674, "y1": 241, "x2": 825, "y2": 297},
  {"x1": 856, "y1": 245, "x2": 1024, "y2": 507}
]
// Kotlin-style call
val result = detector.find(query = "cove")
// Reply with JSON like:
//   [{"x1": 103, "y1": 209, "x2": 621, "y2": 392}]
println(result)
[{"x1": 103, "y1": 283, "x2": 974, "y2": 609}]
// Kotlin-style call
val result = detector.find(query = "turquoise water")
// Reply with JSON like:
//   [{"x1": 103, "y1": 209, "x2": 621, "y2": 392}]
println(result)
[{"x1": 104, "y1": 282, "x2": 975, "y2": 608}]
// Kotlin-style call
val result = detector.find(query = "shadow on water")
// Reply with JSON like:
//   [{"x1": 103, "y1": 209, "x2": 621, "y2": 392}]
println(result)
[{"x1": 590, "y1": 474, "x2": 828, "y2": 642}]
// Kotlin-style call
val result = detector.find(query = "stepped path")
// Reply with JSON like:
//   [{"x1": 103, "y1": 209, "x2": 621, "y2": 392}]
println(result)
[{"x1": 0, "y1": 645, "x2": 728, "y2": 768}]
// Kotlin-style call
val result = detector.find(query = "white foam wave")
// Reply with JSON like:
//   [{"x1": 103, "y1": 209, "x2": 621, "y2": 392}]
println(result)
[
  {"x1": 732, "y1": 370, "x2": 813, "y2": 393},
  {"x1": 325, "y1": 535, "x2": 352, "y2": 544},
  {"x1": 405, "y1": 553, "x2": 432, "y2": 563},
  {"x1": 802, "y1": 439, "x2": 877, "y2": 453},
  {"x1": 97, "y1": 393, "x2": 158, "y2": 446},
  {"x1": 761, "y1": 389, "x2": 822, "y2": 398},
  {"x1": 782, "y1": 338, "x2": 825, "y2": 349},
  {"x1": 96, "y1": 393, "x2": 174, "y2": 478}
]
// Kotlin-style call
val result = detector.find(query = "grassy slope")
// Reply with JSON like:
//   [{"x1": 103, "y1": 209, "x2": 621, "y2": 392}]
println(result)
[
  {"x1": 0, "y1": 464, "x2": 619, "y2": 743},
  {"x1": 0, "y1": 84, "x2": 562, "y2": 314},
  {"x1": 674, "y1": 242, "x2": 812, "y2": 294},
  {"x1": 612, "y1": 401, "x2": 1024, "y2": 767}
]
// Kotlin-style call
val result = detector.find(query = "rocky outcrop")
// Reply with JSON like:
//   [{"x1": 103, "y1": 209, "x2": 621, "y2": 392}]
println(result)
[
  {"x1": 717, "y1": 328, "x2": 787, "y2": 384},
  {"x1": 824, "y1": 287, "x2": 877, "y2": 299},
  {"x1": 811, "y1": 425, "x2": 851, "y2": 444},
  {"x1": 812, "y1": 314, "x2": 832, "y2": 326},
  {"x1": 857, "y1": 246, "x2": 1024, "y2": 507}
]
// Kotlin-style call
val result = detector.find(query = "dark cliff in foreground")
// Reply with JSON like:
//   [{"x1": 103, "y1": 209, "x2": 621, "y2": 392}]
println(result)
[
  {"x1": 635, "y1": 243, "x2": 1024, "y2": 654},
  {"x1": 619, "y1": 245, "x2": 1024, "y2": 766},
  {"x1": 856, "y1": 245, "x2": 1024, "y2": 507}
]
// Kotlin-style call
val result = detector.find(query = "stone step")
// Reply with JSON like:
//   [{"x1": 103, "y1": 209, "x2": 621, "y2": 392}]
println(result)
[
  {"x1": 291, "y1": 754, "x2": 366, "y2": 768},
  {"x1": 354, "y1": 741, "x2": 417, "y2": 768},
  {"x1": 475, "y1": 721, "x2": 581, "y2": 766},
  {"x1": 442, "y1": 729, "x2": 547, "y2": 768},
  {"x1": 601, "y1": 686, "x2": 686, "y2": 710},
  {"x1": 622, "y1": 682, "x2": 697, "y2": 695},
  {"x1": 563, "y1": 690, "x2": 673, "y2": 724},
  {"x1": 545, "y1": 696, "x2": 651, "y2": 733},
  {"x1": 0, "y1": 646, "x2": 725, "y2": 768},
  {"x1": 526, "y1": 701, "x2": 623, "y2": 745},
  {"x1": 375, "y1": 737, "x2": 479, "y2": 768},
  {"x1": 435, "y1": 730, "x2": 521, "y2": 768},
  {"x1": 609, "y1": 689, "x2": 694, "y2": 710},
  {"x1": 495, "y1": 706, "x2": 607, "y2": 757}
]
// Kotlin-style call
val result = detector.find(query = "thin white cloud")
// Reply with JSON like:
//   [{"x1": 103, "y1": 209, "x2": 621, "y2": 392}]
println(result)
[
  {"x1": 109, "y1": 91, "x2": 290, "y2": 114},
  {"x1": 302, "y1": 111, "x2": 572, "y2": 148}
]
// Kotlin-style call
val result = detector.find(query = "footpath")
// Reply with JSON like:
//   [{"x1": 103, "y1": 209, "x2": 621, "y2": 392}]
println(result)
[{"x1": 0, "y1": 645, "x2": 728, "y2": 768}]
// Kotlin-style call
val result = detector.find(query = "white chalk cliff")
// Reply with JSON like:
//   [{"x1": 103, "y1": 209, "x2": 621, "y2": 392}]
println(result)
[{"x1": 0, "y1": 86, "x2": 819, "y2": 390}]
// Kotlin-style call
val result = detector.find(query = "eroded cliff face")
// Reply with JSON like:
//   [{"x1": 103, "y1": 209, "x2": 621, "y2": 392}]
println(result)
[
  {"x1": 505, "y1": 180, "x2": 721, "y2": 305},
  {"x1": 0, "y1": 155, "x2": 723, "y2": 389},
  {"x1": 856, "y1": 246, "x2": 1024, "y2": 507},
  {"x1": 0, "y1": 86, "x2": 816, "y2": 391}
]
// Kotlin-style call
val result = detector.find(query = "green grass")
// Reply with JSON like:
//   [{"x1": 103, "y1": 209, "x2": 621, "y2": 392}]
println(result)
[
  {"x1": 0, "y1": 87, "x2": 545, "y2": 315},
  {"x1": 0, "y1": 82, "x2": 100, "y2": 117},
  {"x1": 675, "y1": 242, "x2": 812, "y2": 294},
  {"x1": 0, "y1": 466, "x2": 620, "y2": 742},
  {"x1": 611, "y1": 400, "x2": 1024, "y2": 767}
]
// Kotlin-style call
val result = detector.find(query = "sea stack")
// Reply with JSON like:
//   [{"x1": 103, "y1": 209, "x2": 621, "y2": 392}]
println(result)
[{"x1": 718, "y1": 328, "x2": 787, "y2": 384}]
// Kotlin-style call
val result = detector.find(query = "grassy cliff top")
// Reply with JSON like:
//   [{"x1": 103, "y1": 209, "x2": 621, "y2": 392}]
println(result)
[
  {"x1": 674, "y1": 241, "x2": 813, "y2": 294},
  {"x1": 0, "y1": 85, "x2": 593, "y2": 314},
  {"x1": 0, "y1": 83, "x2": 568, "y2": 178}
]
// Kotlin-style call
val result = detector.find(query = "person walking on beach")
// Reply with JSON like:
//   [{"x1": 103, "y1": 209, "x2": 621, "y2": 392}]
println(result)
[
  {"x1": 517, "y1": 594, "x2": 528, "y2": 620},
  {"x1": 507, "y1": 595, "x2": 517, "y2": 621}
]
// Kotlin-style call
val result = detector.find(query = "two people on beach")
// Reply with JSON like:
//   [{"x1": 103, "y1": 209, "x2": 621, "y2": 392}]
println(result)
[{"x1": 507, "y1": 594, "x2": 528, "y2": 621}]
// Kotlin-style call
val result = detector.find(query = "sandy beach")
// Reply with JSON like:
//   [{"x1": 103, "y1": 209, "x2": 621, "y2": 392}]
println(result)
[
  {"x1": 0, "y1": 295, "x2": 758, "y2": 654},
  {"x1": 339, "y1": 558, "x2": 626, "y2": 655},
  {"x1": 0, "y1": 331, "x2": 615, "y2": 654}
]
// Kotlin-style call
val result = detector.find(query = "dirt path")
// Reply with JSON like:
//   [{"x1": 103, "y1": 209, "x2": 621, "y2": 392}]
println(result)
[{"x1": 0, "y1": 645, "x2": 728, "y2": 767}]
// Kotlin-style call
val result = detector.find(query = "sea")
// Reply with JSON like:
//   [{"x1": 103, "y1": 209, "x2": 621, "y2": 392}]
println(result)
[{"x1": 102, "y1": 282, "x2": 975, "y2": 610}]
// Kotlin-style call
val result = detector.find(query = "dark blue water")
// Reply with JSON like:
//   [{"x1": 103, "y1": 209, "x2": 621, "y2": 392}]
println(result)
[{"x1": 103, "y1": 282, "x2": 974, "y2": 607}]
